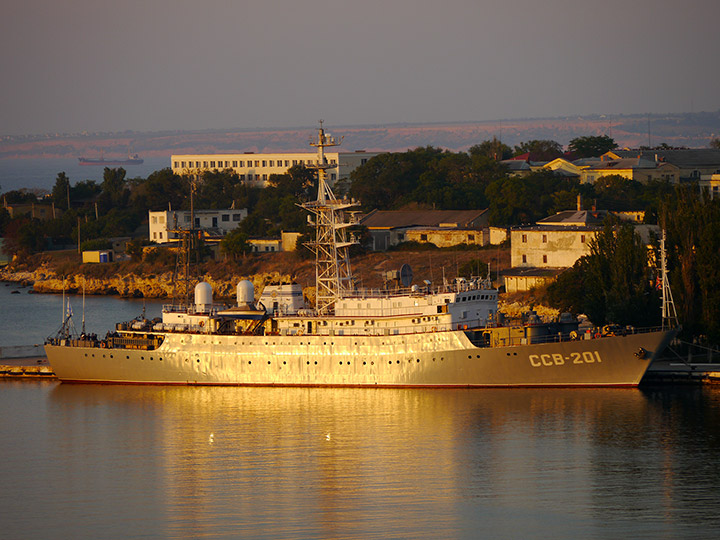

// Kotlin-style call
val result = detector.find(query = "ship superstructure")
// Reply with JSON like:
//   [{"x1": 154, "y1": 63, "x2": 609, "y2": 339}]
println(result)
[{"x1": 45, "y1": 124, "x2": 676, "y2": 387}]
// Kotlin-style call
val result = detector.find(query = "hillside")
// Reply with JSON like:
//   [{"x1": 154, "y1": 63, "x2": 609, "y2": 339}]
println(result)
[{"x1": 2, "y1": 111, "x2": 719, "y2": 160}]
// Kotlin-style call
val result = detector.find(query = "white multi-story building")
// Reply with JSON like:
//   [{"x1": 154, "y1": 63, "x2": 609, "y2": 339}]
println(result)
[
  {"x1": 170, "y1": 151, "x2": 379, "y2": 187},
  {"x1": 148, "y1": 208, "x2": 248, "y2": 243}
]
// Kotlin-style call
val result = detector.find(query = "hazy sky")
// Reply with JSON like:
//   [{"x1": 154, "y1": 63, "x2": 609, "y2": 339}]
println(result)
[{"x1": 2, "y1": 0, "x2": 718, "y2": 136}]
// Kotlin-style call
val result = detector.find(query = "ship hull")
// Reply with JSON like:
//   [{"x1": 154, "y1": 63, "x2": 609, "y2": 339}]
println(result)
[{"x1": 45, "y1": 329, "x2": 674, "y2": 387}]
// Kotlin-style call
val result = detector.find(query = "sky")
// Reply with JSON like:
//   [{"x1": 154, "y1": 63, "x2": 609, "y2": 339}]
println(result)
[{"x1": 1, "y1": 0, "x2": 719, "y2": 136}]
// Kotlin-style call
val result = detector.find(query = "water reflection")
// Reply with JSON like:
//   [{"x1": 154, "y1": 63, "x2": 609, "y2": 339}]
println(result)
[{"x1": 28, "y1": 385, "x2": 720, "y2": 537}]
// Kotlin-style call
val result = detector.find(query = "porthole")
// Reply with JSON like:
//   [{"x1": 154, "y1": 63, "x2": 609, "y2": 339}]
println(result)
[
  {"x1": 196, "y1": 359, "x2": 200, "y2": 363},
  {"x1": 363, "y1": 361, "x2": 367, "y2": 365},
  {"x1": 283, "y1": 361, "x2": 286, "y2": 365},
  {"x1": 396, "y1": 360, "x2": 400, "y2": 364},
  {"x1": 388, "y1": 361, "x2": 392, "y2": 365},
  {"x1": 314, "y1": 361, "x2": 318, "y2": 365},
  {"x1": 346, "y1": 361, "x2": 350, "y2": 365},
  {"x1": 416, "y1": 359, "x2": 420, "y2": 363},
  {"x1": 248, "y1": 361, "x2": 252, "y2": 365},
  {"x1": 267, "y1": 361, "x2": 271, "y2": 365}
]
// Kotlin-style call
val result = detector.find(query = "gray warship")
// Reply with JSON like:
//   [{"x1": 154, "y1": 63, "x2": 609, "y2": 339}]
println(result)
[{"x1": 45, "y1": 125, "x2": 676, "y2": 386}]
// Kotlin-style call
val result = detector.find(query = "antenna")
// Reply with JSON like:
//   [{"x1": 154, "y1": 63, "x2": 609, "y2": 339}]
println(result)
[{"x1": 660, "y1": 230, "x2": 678, "y2": 330}]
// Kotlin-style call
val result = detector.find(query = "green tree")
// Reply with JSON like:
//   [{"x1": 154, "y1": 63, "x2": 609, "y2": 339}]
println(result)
[
  {"x1": 568, "y1": 135, "x2": 618, "y2": 158},
  {"x1": 220, "y1": 228, "x2": 250, "y2": 259},
  {"x1": 100, "y1": 167, "x2": 128, "y2": 207},
  {"x1": 710, "y1": 138, "x2": 720, "y2": 149},
  {"x1": 513, "y1": 140, "x2": 564, "y2": 161},
  {"x1": 547, "y1": 221, "x2": 660, "y2": 327},
  {"x1": 661, "y1": 186, "x2": 720, "y2": 342},
  {"x1": 51, "y1": 172, "x2": 71, "y2": 210},
  {"x1": 469, "y1": 137, "x2": 513, "y2": 160}
]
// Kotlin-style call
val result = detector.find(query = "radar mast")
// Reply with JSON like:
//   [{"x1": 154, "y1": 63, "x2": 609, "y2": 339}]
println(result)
[{"x1": 301, "y1": 121, "x2": 357, "y2": 315}]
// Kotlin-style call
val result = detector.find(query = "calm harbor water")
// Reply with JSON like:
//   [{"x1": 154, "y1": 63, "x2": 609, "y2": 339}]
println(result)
[
  {"x1": 3, "y1": 289, "x2": 720, "y2": 538},
  {"x1": 3, "y1": 383, "x2": 720, "y2": 539},
  {"x1": 0, "y1": 156, "x2": 170, "y2": 194}
]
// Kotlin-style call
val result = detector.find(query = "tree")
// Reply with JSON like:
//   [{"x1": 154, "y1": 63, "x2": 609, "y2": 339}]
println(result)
[
  {"x1": 568, "y1": 135, "x2": 618, "y2": 158},
  {"x1": 469, "y1": 137, "x2": 512, "y2": 161},
  {"x1": 547, "y1": 221, "x2": 660, "y2": 327},
  {"x1": 710, "y1": 138, "x2": 720, "y2": 150},
  {"x1": 513, "y1": 140, "x2": 564, "y2": 161},
  {"x1": 51, "y1": 172, "x2": 71, "y2": 210},
  {"x1": 220, "y1": 228, "x2": 250, "y2": 259},
  {"x1": 100, "y1": 167, "x2": 128, "y2": 207},
  {"x1": 661, "y1": 186, "x2": 720, "y2": 342}
]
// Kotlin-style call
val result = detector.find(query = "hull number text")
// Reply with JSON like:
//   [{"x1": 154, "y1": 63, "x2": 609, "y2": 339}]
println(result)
[{"x1": 529, "y1": 351, "x2": 602, "y2": 367}]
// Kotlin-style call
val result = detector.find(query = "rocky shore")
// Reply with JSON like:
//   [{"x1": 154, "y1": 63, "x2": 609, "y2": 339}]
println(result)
[
  {"x1": 1, "y1": 263, "x2": 558, "y2": 321},
  {"x1": 0, "y1": 265, "x2": 300, "y2": 301}
]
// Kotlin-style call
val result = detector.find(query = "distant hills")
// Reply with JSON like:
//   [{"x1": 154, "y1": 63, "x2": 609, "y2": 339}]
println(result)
[{"x1": 2, "y1": 111, "x2": 719, "y2": 160}]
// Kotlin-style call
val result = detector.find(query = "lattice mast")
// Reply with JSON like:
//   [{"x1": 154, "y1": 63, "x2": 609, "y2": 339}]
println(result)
[
  {"x1": 301, "y1": 121, "x2": 357, "y2": 315},
  {"x1": 169, "y1": 177, "x2": 198, "y2": 306}
]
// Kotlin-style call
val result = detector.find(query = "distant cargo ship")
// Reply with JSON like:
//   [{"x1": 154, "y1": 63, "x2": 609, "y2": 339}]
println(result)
[{"x1": 78, "y1": 154, "x2": 144, "y2": 166}]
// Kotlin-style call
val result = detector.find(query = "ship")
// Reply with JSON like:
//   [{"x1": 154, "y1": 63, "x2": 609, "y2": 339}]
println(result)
[
  {"x1": 78, "y1": 154, "x2": 144, "y2": 166},
  {"x1": 45, "y1": 124, "x2": 676, "y2": 387}
]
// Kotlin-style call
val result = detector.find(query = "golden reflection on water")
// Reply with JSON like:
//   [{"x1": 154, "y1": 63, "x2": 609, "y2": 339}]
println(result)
[{"x1": 41, "y1": 384, "x2": 720, "y2": 539}]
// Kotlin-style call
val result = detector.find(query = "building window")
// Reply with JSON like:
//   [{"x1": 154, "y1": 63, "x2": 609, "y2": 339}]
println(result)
[
  {"x1": 210, "y1": 161, "x2": 216, "y2": 168},
  {"x1": 581, "y1": 235, "x2": 586, "y2": 243},
  {"x1": 233, "y1": 214, "x2": 242, "y2": 222},
  {"x1": 269, "y1": 160, "x2": 274, "y2": 167},
  {"x1": 239, "y1": 161, "x2": 244, "y2": 167},
  {"x1": 542, "y1": 255, "x2": 547, "y2": 264},
  {"x1": 262, "y1": 160, "x2": 267, "y2": 167},
  {"x1": 173, "y1": 161, "x2": 179, "y2": 168},
  {"x1": 254, "y1": 161, "x2": 260, "y2": 167},
  {"x1": 361, "y1": 159, "x2": 367, "y2": 165},
  {"x1": 151, "y1": 216, "x2": 157, "y2": 224},
  {"x1": 203, "y1": 161, "x2": 208, "y2": 168},
  {"x1": 542, "y1": 234, "x2": 547, "y2": 243},
  {"x1": 293, "y1": 160, "x2": 298, "y2": 165},
  {"x1": 262, "y1": 174, "x2": 267, "y2": 181},
  {"x1": 420, "y1": 234, "x2": 428, "y2": 241},
  {"x1": 331, "y1": 173, "x2": 336, "y2": 181},
  {"x1": 184, "y1": 215, "x2": 190, "y2": 222},
  {"x1": 468, "y1": 234, "x2": 475, "y2": 242},
  {"x1": 153, "y1": 232, "x2": 157, "y2": 239},
  {"x1": 181, "y1": 161, "x2": 186, "y2": 168},
  {"x1": 285, "y1": 160, "x2": 290, "y2": 167},
  {"x1": 159, "y1": 216, "x2": 165, "y2": 224},
  {"x1": 159, "y1": 232, "x2": 163, "y2": 239},
  {"x1": 222, "y1": 214, "x2": 229, "y2": 222},
  {"x1": 330, "y1": 159, "x2": 337, "y2": 165},
  {"x1": 232, "y1": 161, "x2": 238, "y2": 167},
  {"x1": 522, "y1": 254, "x2": 527, "y2": 263},
  {"x1": 522, "y1": 234, "x2": 527, "y2": 243},
  {"x1": 398, "y1": 233, "x2": 405, "y2": 241},
  {"x1": 239, "y1": 174, "x2": 245, "y2": 181}
]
